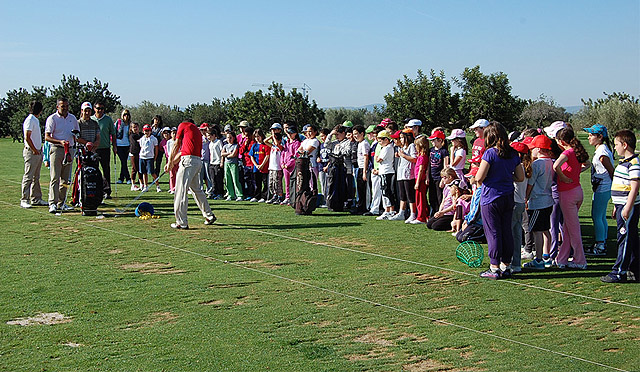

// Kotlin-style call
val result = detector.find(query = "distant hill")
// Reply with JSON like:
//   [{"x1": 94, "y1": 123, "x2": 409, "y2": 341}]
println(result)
[
  {"x1": 325, "y1": 103, "x2": 385, "y2": 111},
  {"x1": 326, "y1": 104, "x2": 584, "y2": 115},
  {"x1": 564, "y1": 106, "x2": 583, "y2": 114}
]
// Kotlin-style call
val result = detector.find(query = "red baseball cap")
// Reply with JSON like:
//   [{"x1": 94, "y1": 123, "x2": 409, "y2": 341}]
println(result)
[
  {"x1": 142, "y1": 124, "x2": 151, "y2": 131},
  {"x1": 465, "y1": 166, "x2": 479, "y2": 178},
  {"x1": 199, "y1": 123, "x2": 209, "y2": 130},
  {"x1": 530, "y1": 135, "x2": 552, "y2": 150},
  {"x1": 390, "y1": 130, "x2": 401, "y2": 139},
  {"x1": 510, "y1": 142, "x2": 529, "y2": 154},
  {"x1": 428, "y1": 130, "x2": 445, "y2": 140}
]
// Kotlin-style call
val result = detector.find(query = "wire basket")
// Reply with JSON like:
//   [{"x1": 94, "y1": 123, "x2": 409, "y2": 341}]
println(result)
[{"x1": 456, "y1": 241, "x2": 484, "y2": 268}]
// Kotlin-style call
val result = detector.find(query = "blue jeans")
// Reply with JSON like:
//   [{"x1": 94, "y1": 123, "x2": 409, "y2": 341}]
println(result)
[{"x1": 592, "y1": 190, "x2": 611, "y2": 243}]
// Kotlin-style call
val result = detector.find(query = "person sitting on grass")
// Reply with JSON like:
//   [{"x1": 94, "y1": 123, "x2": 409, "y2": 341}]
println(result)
[
  {"x1": 456, "y1": 168, "x2": 485, "y2": 243},
  {"x1": 601, "y1": 129, "x2": 640, "y2": 283},
  {"x1": 426, "y1": 167, "x2": 459, "y2": 230}
]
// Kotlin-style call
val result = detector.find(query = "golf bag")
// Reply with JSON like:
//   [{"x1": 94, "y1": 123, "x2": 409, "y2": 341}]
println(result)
[
  {"x1": 71, "y1": 149, "x2": 104, "y2": 216},
  {"x1": 291, "y1": 156, "x2": 318, "y2": 215},
  {"x1": 326, "y1": 154, "x2": 348, "y2": 212}
]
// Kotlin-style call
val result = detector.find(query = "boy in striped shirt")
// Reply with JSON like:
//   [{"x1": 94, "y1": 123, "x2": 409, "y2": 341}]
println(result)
[{"x1": 601, "y1": 130, "x2": 640, "y2": 283}]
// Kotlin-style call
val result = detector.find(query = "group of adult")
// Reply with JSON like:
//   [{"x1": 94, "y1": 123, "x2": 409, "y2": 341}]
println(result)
[{"x1": 20, "y1": 99, "x2": 214, "y2": 229}]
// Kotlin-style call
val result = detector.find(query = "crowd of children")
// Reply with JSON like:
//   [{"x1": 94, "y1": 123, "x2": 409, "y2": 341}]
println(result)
[
  {"x1": 186, "y1": 117, "x2": 638, "y2": 284},
  {"x1": 29, "y1": 108, "x2": 639, "y2": 284}
]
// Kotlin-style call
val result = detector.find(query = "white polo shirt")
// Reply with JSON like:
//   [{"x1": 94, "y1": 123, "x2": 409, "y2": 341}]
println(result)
[
  {"x1": 23, "y1": 114, "x2": 42, "y2": 150},
  {"x1": 45, "y1": 111, "x2": 79, "y2": 145}
]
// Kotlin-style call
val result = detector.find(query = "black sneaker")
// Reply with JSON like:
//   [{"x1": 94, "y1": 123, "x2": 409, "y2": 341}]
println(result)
[{"x1": 600, "y1": 273, "x2": 627, "y2": 283}]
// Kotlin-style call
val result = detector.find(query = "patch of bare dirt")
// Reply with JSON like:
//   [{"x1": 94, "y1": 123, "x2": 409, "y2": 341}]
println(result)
[
  {"x1": 327, "y1": 237, "x2": 374, "y2": 249},
  {"x1": 345, "y1": 348, "x2": 395, "y2": 361},
  {"x1": 209, "y1": 281, "x2": 259, "y2": 288},
  {"x1": 604, "y1": 348, "x2": 620, "y2": 352},
  {"x1": 7, "y1": 312, "x2": 71, "y2": 326},
  {"x1": 353, "y1": 327, "x2": 394, "y2": 347},
  {"x1": 231, "y1": 259, "x2": 282, "y2": 269},
  {"x1": 62, "y1": 342, "x2": 83, "y2": 347},
  {"x1": 108, "y1": 249, "x2": 122, "y2": 254},
  {"x1": 126, "y1": 311, "x2": 178, "y2": 329},
  {"x1": 121, "y1": 262, "x2": 185, "y2": 275},
  {"x1": 402, "y1": 359, "x2": 450, "y2": 371},
  {"x1": 200, "y1": 299, "x2": 225, "y2": 306}
]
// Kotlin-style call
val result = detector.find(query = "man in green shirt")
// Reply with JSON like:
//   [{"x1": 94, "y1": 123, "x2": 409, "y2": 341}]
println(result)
[{"x1": 91, "y1": 101, "x2": 116, "y2": 199}]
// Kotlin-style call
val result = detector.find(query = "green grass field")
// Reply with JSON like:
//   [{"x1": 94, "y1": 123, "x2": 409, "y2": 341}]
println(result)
[{"x1": 1, "y1": 137, "x2": 638, "y2": 372}]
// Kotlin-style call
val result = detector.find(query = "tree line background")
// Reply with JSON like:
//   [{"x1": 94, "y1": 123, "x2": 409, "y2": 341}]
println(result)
[{"x1": 1, "y1": 66, "x2": 638, "y2": 142}]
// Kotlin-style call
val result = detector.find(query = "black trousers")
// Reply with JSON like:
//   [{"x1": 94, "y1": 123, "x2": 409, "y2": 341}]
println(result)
[
  {"x1": 354, "y1": 168, "x2": 368, "y2": 212},
  {"x1": 116, "y1": 146, "x2": 130, "y2": 182},
  {"x1": 95, "y1": 148, "x2": 112, "y2": 196},
  {"x1": 428, "y1": 175, "x2": 443, "y2": 217},
  {"x1": 254, "y1": 172, "x2": 269, "y2": 200}
]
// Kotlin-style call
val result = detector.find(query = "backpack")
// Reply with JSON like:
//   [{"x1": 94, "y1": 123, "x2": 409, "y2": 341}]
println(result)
[{"x1": 293, "y1": 156, "x2": 318, "y2": 215}]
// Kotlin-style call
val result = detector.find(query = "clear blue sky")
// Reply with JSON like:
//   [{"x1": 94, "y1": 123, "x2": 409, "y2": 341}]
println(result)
[{"x1": 1, "y1": 0, "x2": 638, "y2": 109}]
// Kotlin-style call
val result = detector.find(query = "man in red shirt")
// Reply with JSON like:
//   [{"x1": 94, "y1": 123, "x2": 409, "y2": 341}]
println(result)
[
  {"x1": 469, "y1": 118, "x2": 489, "y2": 169},
  {"x1": 165, "y1": 119, "x2": 216, "y2": 229}
]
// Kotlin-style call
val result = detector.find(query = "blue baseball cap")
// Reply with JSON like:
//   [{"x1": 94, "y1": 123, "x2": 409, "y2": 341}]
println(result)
[{"x1": 583, "y1": 124, "x2": 608, "y2": 138}]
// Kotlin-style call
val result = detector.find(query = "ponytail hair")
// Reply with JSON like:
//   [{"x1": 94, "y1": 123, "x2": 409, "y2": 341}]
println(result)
[
  {"x1": 556, "y1": 128, "x2": 589, "y2": 163},
  {"x1": 483, "y1": 122, "x2": 513, "y2": 159}
]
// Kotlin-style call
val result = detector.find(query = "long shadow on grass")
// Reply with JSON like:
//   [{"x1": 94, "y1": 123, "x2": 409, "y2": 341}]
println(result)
[
  {"x1": 516, "y1": 270, "x2": 610, "y2": 279},
  {"x1": 217, "y1": 222, "x2": 362, "y2": 230}
]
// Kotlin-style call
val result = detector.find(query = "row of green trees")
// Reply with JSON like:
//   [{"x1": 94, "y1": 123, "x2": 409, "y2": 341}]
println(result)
[{"x1": 1, "y1": 69, "x2": 638, "y2": 142}]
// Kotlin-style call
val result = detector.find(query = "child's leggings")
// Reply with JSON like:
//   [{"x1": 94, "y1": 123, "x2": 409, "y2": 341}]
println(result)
[
  {"x1": 592, "y1": 190, "x2": 611, "y2": 243},
  {"x1": 557, "y1": 186, "x2": 586, "y2": 265}
]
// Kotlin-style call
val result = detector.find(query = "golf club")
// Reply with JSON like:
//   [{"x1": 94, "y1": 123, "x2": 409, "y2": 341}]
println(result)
[{"x1": 115, "y1": 170, "x2": 167, "y2": 213}]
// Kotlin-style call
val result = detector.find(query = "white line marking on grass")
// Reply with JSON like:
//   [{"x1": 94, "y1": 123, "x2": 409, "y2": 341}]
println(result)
[
  {"x1": 237, "y1": 228, "x2": 640, "y2": 310},
  {"x1": 1, "y1": 201, "x2": 631, "y2": 372}
]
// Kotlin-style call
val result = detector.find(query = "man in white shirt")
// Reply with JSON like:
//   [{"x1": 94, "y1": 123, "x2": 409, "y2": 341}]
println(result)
[
  {"x1": 45, "y1": 97, "x2": 80, "y2": 213},
  {"x1": 21, "y1": 101, "x2": 48, "y2": 208}
]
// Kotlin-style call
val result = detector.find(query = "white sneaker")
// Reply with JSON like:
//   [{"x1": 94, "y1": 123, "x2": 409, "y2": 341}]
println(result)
[
  {"x1": 60, "y1": 204, "x2": 74, "y2": 211},
  {"x1": 226, "y1": 196, "x2": 233, "y2": 201},
  {"x1": 235, "y1": 197, "x2": 243, "y2": 202},
  {"x1": 250, "y1": 198, "x2": 259, "y2": 202},
  {"x1": 33, "y1": 199, "x2": 49, "y2": 206},
  {"x1": 258, "y1": 198, "x2": 266, "y2": 203},
  {"x1": 521, "y1": 250, "x2": 534, "y2": 260},
  {"x1": 131, "y1": 185, "x2": 140, "y2": 191},
  {"x1": 169, "y1": 190, "x2": 175, "y2": 194},
  {"x1": 20, "y1": 201, "x2": 32, "y2": 209},
  {"x1": 376, "y1": 212, "x2": 390, "y2": 220},
  {"x1": 156, "y1": 186, "x2": 162, "y2": 192},
  {"x1": 404, "y1": 215, "x2": 416, "y2": 224},
  {"x1": 49, "y1": 204, "x2": 57, "y2": 213},
  {"x1": 389, "y1": 211, "x2": 405, "y2": 221},
  {"x1": 409, "y1": 219, "x2": 426, "y2": 224}
]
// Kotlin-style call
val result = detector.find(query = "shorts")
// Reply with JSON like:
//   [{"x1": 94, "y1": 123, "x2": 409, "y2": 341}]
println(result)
[
  {"x1": 527, "y1": 206, "x2": 552, "y2": 232},
  {"x1": 139, "y1": 158, "x2": 155, "y2": 175}
]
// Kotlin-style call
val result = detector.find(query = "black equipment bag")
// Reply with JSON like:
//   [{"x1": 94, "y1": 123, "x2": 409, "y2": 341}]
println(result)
[
  {"x1": 292, "y1": 156, "x2": 318, "y2": 215},
  {"x1": 326, "y1": 155, "x2": 347, "y2": 212},
  {"x1": 80, "y1": 152, "x2": 103, "y2": 216}
]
